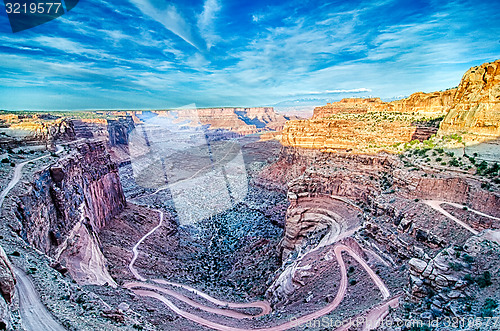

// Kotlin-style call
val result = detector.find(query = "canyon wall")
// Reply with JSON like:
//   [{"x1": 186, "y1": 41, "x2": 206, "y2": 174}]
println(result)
[
  {"x1": 313, "y1": 89, "x2": 456, "y2": 119},
  {"x1": 0, "y1": 115, "x2": 75, "y2": 147},
  {"x1": 279, "y1": 60, "x2": 500, "y2": 152},
  {"x1": 280, "y1": 117, "x2": 419, "y2": 153},
  {"x1": 15, "y1": 141, "x2": 125, "y2": 286},
  {"x1": 266, "y1": 147, "x2": 500, "y2": 259},
  {"x1": 0, "y1": 246, "x2": 15, "y2": 329},
  {"x1": 149, "y1": 107, "x2": 290, "y2": 135},
  {"x1": 438, "y1": 59, "x2": 500, "y2": 143}
]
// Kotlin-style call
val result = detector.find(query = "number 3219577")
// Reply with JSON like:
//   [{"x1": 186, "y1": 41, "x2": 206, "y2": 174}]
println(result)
[{"x1": 5, "y1": 2, "x2": 63, "y2": 14}]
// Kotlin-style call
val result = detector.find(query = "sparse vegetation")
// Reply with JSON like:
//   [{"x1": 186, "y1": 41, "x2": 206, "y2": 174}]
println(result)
[{"x1": 481, "y1": 298, "x2": 498, "y2": 317}]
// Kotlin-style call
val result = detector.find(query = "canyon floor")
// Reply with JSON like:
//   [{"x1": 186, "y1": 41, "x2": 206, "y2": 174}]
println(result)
[{"x1": 0, "y1": 76, "x2": 499, "y2": 331}]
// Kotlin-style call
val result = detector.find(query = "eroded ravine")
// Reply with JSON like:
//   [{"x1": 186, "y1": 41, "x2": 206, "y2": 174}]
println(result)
[{"x1": 125, "y1": 202, "x2": 394, "y2": 330}]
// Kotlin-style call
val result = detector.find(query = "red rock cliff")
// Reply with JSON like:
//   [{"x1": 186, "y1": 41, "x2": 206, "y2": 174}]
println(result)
[
  {"x1": 15, "y1": 141, "x2": 125, "y2": 287},
  {"x1": 438, "y1": 59, "x2": 500, "y2": 143}
]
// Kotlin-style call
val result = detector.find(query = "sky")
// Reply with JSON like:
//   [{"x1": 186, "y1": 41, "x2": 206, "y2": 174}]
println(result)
[{"x1": 0, "y1": 0, "x2": 499, "y2": 111}]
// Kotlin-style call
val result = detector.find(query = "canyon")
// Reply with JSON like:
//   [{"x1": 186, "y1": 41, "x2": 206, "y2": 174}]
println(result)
[{"x1": 0, "y1": 60, "x2": 498, "y2": 331}]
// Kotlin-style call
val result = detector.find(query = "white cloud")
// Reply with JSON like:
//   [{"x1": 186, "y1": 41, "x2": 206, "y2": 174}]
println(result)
[
  {"x1": 298, "y1": 88, "x2": 373, "y2": 95},
  {"x1": 197, "y1": 0, "x2": 221, "y2": 50},
  {"x1": 128, "y1": 0, "x2": 201, "y2": 50}
]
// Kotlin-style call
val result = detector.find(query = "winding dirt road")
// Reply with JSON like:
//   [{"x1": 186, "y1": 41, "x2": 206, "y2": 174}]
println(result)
[
  {"x1": 423, "y1": 200, "x2": 500, "y2": 235},
  {"x1": 0, "y1": 147, "x2": 66, "y2": 331},
  {"x1": 13, "y1": 266, "x2": 67, "y2": 331},
  {"x1": 129, "y1": 210, "x2": 164, "y2": 281},
  {"x1": 126, "y1": 205, "x2": 392, "y2": 331},
  {"x1": 127, "y1": 244, "x2": 390, "y2": 331}
]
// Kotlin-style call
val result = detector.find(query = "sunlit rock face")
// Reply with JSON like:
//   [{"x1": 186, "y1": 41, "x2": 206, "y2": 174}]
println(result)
[
  {"x1": 279, "y1": 90, "x2": 458, "y2": 153},
  {"x1": 312, "y1": 90, "x2": 456, "y2": 119},
  {"x1": 0, "y1": 115, "x2": 75, "y2": 147},
  {"x1": 15, "y1": 141, "x2": 125, "y2": 287},
  {"x1": 438, "y1": 59, "x2": 500, "y2": 143},
  {"x1": 148, "y1": 107, "x2": 289, "y2": 135},
  {"x1": 279, "y1": 117, "x2": 419, "y2": 153}
]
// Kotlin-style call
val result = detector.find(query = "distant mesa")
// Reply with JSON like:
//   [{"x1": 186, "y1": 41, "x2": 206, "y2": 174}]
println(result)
[{"x1": 280, "y1": 59, "x2": 500, "y2": 153}]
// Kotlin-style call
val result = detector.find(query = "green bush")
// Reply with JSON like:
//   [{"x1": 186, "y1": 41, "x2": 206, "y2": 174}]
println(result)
[
  {"x1": 481, "y1": 298, "x2": 498, "y2": 317},
  {"x1": 476, "y1": 271, "x2": 492, "y2": 288},
  {"x1": 462, "y1": 254, "x2": 474, "y2": 263}
]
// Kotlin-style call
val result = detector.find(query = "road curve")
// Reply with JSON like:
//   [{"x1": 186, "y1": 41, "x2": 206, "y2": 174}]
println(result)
[
  {"x1": 423, "y1": 200, "x2": 481, "y2": 235},
  {"x1": 0, "y1": 147, "x2": 66, "y2": 331},
  {"x1": 128, "y1": 244, "x2": 390, "y2": 331},
  {"x1": 128, "y1": 209, "x2": 164, "y2": 281},
  {"x1": 124, "y1": 282, "x2": 269, "y2": 319},
  {"x1": 152, "y1": 279, "x2": 271, "y2": 314},
  {"x1": 13, "y1": 267, "x2": 67, "y2": 331},
  {"x1": 127, "y1": 170, "x2": 392, "y2": 330},
  {"x1": 127, "y1": 209, "x2": 271, "y2": 318}
]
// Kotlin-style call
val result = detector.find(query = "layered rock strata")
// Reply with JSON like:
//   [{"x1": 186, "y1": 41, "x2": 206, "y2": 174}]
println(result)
[
  {"x1": 438, "y1": 59, "x2": 500, "y2": 143},
  {"x1": 266, "y1": 147, "x2": 500, "y2": 259},
  {"x1": 15, "y1": 141, "x2": 125, "y2": 286},
  {"x1": 313, "y1": 89, "x2": 456, "y2": 119},
  {"x1": 0, "y1": 246, "x2": 15, "y2": 329}
]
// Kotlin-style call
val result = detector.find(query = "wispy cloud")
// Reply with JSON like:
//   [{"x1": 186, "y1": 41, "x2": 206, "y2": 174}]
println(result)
[
  {"x1": 197, "y1": 0, "x2": 221, "y2": 50},
  {"x1": 297, "y1": 89, "x2": 372, "y2": 96},
  {"x1": 0, "y1": 0, "x2": 499, "y2": 110},
  {"x1": 128, "y1": 0, "x2": 201, "y2": 51}
]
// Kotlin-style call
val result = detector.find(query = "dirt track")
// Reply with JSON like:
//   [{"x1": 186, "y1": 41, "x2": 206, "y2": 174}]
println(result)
[
  {"x1": 126, "y1": 207, "x2": 392, "y2": 330},
  {"x1": 0, "y1": 148, "x2": 66, "y2": 331}
]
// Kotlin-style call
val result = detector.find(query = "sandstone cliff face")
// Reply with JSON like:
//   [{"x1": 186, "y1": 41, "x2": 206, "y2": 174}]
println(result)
[
  {"x1": 388, "y1": 89, "x2": 456, "y2": 116},
  {"x1": 149, "y1": 107, "x2": 289, "y2": 135},
  {"x1": 15, "y1": 141, "x2": 125, "y2": 286},
  {"x1": 0, "y1": 116, "x2": 75, "y2": 147},
  {"x1": 280, "y1": 117, "x2": 418, "y2": 153},
  {"x1": 107, "y1": 117, "x2": 135, "y2": 146},
  {"x1": 0, "y1": 245, "x2": 15, "y2": 329},
  {"x1": 313, "y1": 90, "x2": 456, "y2": 119},
  {"x1": 0, "y1": 246, "x2": 15, "y2": 304},
  {"x1": 438, "y1": 59, "x2": 500, "y2": 143}
]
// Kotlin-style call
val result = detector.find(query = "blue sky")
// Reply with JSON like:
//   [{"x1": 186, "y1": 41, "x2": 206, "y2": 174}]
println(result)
[{"x1": 0, "y1": 0, "x2": 499, "y2": 111}]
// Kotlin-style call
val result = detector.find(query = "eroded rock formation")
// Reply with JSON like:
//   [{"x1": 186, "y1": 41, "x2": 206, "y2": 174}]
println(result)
[
  {"x1": 15, "y1": 141, "x2": 125, "y2": 286},
  {"x1": 313, "y1": 89, "x2": 456, "y2": 119},
  {"x1": 0, "y1": 245, "x2": 15, "y2": 329},
  {"x1": 438, "y1": 59, "x2": 500, "y2": 143}
]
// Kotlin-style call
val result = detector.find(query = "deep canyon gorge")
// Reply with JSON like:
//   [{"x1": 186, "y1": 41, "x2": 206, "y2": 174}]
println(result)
[{"x1": 0, "y1": 60, "x2": 499, "y2": 331}]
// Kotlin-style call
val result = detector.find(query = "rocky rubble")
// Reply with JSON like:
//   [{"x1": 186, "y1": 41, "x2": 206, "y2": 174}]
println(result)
[{"x1": 407, "y1": 235, "x2": 500, "y2": 320}]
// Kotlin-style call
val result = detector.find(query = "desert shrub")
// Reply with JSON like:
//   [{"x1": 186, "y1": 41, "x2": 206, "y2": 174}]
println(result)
[
  {"x1": 464, "y1": 274, "x2": 474, "y2": 284},
  {"x1": 449, "y1": 262, "x2": 463, "y2": 271},
  {"x1": 481, "y1": 182, "x2": 491, "y2": 190},
  {"x1": 476, "y1": 271, "x2": 492, "y2": 288},
  {"x1": 462, "y1": 254, "x2": 474, "y2": 263},
  {"x1": 481, "y1": 298, "x2": 498, "y2": 317}
]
